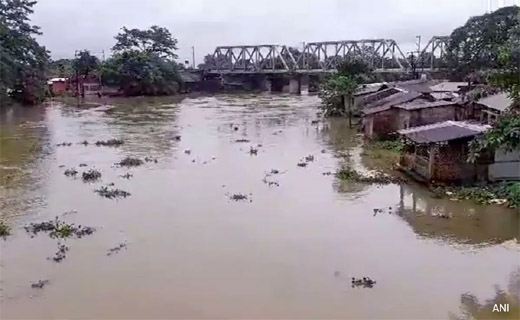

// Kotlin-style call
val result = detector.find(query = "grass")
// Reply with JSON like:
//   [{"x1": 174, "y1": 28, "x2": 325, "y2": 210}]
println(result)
[{"x1": 361, "y1": 139, "x2": 404, "y2": 173}]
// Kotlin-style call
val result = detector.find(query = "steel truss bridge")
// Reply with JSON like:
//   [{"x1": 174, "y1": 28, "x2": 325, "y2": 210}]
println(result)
[{"x1": 205, "y1": 36, "x2": 449, "y2": 74}]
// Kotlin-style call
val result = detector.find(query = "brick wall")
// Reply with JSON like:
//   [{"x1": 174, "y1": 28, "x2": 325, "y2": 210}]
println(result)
[{"x1": 432, "y1": 142, "x2": 477, "y2": 182}]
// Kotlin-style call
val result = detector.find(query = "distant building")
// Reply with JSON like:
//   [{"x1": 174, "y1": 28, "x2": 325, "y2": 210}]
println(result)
[
  {"x1": 47, "y1": 77, "x2": 68, "y2": 95},
  {"x1": 398, "y1": 121, "x2": 491, "y2": 183}
]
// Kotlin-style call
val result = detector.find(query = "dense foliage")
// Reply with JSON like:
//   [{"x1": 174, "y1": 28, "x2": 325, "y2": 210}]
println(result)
[
  {"x1": 446, "y1": 6, "x2": 520, "y2": 76},
  {"x1": 0, "y1": 0, "x2": 49, "y2": 105},
  {"x1": 101, "y1": 26, "x2": 182, "y2": 96},
  {"x1": 318, "y1": 60, "x2": 372, "y2": 117}
]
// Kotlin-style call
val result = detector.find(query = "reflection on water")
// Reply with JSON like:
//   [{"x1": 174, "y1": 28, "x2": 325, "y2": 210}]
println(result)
[
  {"x1": 0, "y1": 94, "x2": 519, "y2": 319},
  {"x1": 450, "y1": 268, "x2": 520, "y2": 319}
]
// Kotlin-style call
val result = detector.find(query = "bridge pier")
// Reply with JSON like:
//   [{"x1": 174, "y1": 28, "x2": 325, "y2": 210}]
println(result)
[
  {"x1": 300, "y1": 75, "x2": 309, "y2": 95},
  {"x1": 289, "y1": 77, "x2": 301, "y2": 95},
  {"x1": 260, "y1": 78, "x2": 272, "y2": 92}
]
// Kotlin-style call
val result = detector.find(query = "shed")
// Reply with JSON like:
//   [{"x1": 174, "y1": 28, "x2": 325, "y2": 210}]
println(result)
[
  {"x1": 475, "y1": 92, "x2": 513, "y2": 124},
  {"x1": 398, "y1": 121, "x2": 491, "y2": 183}
]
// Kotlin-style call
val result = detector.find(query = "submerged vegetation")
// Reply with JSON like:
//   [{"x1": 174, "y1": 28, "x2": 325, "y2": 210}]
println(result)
[
  {"x1": 24, "y1": 217, "x2": 96, "y2": 239},
  {"x1": 335, "y1": 167, "x2": 405, "y2": 184},
  {"x1": 0, "y1": 220, "x2": 11, "y2": 238},
  {"x1": 94, "y1": 186, "x2": 131, "y2": 199},
  {"x1": 82, "y1": 169, "x2": 102, "y2": 182},
  {"x1": 432, "y1": 183, "x2": 520, "y2": 209},
  {"x1": 118, "y1": 157, "x2": 144, "y2": 167}
]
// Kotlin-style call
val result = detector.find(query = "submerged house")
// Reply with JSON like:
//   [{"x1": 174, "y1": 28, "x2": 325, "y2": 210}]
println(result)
[
  {"x1": 398, "y1": 121, "x2": 491, "y2": 183},
  {"x1": 47, "y1": 78, "x2": 68, "y2": 95}
]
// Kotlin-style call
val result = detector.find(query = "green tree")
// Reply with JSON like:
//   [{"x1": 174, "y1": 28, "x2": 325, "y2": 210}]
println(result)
[
  {"x1": 113, "y1": 26, "x2": 178, "y2": 60},
  {"x1": 73, "y1": 50, "x2": 100, "y2": 97},
  {"x1": 318, "y1": 59, "x2": 372, "y2": 119},
  {"x1": 446, "y1": 6, "x2": 520, "y2": 76},
  {"x1": 0, "y1": 0, "x2": 49, "y2": 105},
  {"x1": 102, "y1": 26, "x2": 181, "y2": 96}
]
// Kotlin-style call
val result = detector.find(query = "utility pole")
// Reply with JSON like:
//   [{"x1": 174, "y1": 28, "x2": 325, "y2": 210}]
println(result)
[
  {"x1": 191, "y1": 46, "x2": 195, "y2": 69},
  {"x1": 415, "y1": 36, "x2": 422, "y2": 73}
]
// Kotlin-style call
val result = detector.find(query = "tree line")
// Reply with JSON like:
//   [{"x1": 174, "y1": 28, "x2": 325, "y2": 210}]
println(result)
[{"x1": 1, "y1": 0, "x2": 184, "y2": 106}]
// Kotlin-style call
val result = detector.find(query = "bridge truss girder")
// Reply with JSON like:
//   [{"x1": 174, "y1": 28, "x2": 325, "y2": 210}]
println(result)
[
  {"x1": 416, "y1": 36, "x2": 449, "y2": 69},
  {"x1": 211, "y1": 45, "x2": 297, "y2": 72},
  {"x1": 298, "y1": 39, "x2": 409, "y2": 71}
]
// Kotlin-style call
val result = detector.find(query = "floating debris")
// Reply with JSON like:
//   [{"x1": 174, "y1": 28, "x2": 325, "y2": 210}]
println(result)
[
  {"x1": 31, "y1": 280, "x2": 49, "y2": 289},
  {"x1": 95, "y1": 139, "x2": 124, "y2": 147},
  {"x1": 50, "y1": 243, "x2": 69, "y2": 262},
  {"x1": 79, "y1": 140, "x2": 89, "y2": 146},
  {"x1": 184, "y1": 149, "x2": 191, "y2": 155},
  {"x1": 270, "y1": 169, "x2": 280, "y2": 175},
  {"x1": 64, "y1": 168, "x2": 78, "y2": 177},
  {"x1": 56, "y1": 142, "x2": 72, "y2": 147},
  {"x1": 262, "y1": 177, "x2": 279, "y2": 187},
  {"x1": 144, "y1": 156, "x2": 158, "y2": 163},
  {"x1": 94, "y1": 186, "x2": 131, "y2": 199},
  {"x1": 305, "y1": 154, "x2": 315, "y2": 162},
  {"x1": 297, "y1": 162, "x2": 307, "y2": 167},
  {"x1": 321, "y1": 149, "x2": 326, "y2": 153},
  {"x1": 322, "y1": 171, "x2": 332, "y2": 176},
  {"x1": 106, "y1": 182, "x2": 115, "y2": 186},
  {"x1": 79, "y1": 163, "x2": 88, "y2": 167},
  {"x1": 234, "y1": 126, "x2": 239, "y2": 131},
  {"x1": 118, "y1": 157, "x2": 143, "y2": 167},
  {"x1": 229, "y1": 193, "x2": 249, "y2": 201},
  {"x1": 351, "y1": 277, "x2": 376, "y2": 288},
  {"x1": 107, "y1": 242, "x2": 127, "y2": 256},
  {"x1": 249, "y1": 146, "x2": 258, "y2": 155},
  {"x1": 336, "y1": 168, "x2": 406, "y2": 184},
  {"x1": 311, "y1": 120, "x2": 319, "y2": 125},
  {"x1": 24, "y1": 217, "x2": 95, "y2": 239},
  {"x1": 0, "y1": 221, "x2": 11, "y2": 238},
  {"x1": 59, "y1": 165, "x2": 66, "y2": 168},
  {"x1": 235, "y1": 139, "x2": 250, "y2": 143},
  {"x1": 120, "y1": 173, "x2": 133, "y2": 179},
  {"x1": 82, "y1": 169, "x2": 101, "y2": 182},
  {"x1": 437, "y1": 213, "x2": 452, "y2": 219},
  {"x1": 174, "y1": 135, "x2": 181, "y2": 141}
]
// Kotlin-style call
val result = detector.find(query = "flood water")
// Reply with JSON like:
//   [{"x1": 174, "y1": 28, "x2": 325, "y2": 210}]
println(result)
[{"x1": 1, "y1": 94, "x2": 519, "y2": 319}]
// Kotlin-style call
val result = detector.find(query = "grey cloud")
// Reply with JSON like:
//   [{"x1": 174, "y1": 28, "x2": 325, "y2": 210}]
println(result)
[{"x1": 30, "y1": 0, "x2": 504, "y2": 62}]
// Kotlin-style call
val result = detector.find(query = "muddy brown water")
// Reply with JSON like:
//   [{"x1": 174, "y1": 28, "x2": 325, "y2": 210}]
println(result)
[{"x1": 1, "y1": 94, "x2": 519, "y2": 319}]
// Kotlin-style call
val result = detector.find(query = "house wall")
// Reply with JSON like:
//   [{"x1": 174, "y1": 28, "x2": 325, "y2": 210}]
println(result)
[
  {"x1": 365, "y1": 109, "x2": 398, "y2": 139},
  {"x1": 489, "y1": 148, "x2": 520, "y2": 181},
  {"x1": 51, "y1": 82, "x2": 67, "y2": 95},
  {"x1": 432, "y1": 142, "x2": 478, "y2": 183},
  {"x1": 397, "y1": 106, "x2": 460, "y2": 130}
]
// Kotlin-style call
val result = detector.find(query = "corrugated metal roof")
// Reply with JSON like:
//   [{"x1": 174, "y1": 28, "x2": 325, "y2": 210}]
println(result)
[
  {"x1": 429, "y1": 82, "x2": 468, "y2": 92},
  {"x1": 355, "y1": 82, "x2": 388, "y2": 96},
  {"x1": 396, "y1": 100, "x2": 459, "y2": 111},
  {"x1": 477, "y1": 92, "x2": 513, "y2": 112},
  {"x1": 363, "y1": 91, "x2": 424, "y2": 114},
  {"x1": 398, "y1": 121, "x2": 490, "y2": 143}
]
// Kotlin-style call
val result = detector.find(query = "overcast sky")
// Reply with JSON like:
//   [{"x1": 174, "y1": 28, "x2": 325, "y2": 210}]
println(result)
[{"x1": 31, "y1": 0, "x2": 518, "y2": 64}]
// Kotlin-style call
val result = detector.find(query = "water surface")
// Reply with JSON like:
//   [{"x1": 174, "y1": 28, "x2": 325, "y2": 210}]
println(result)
[{"x1": 1, "y1": 94, "x2": 519, "y2": 319}]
